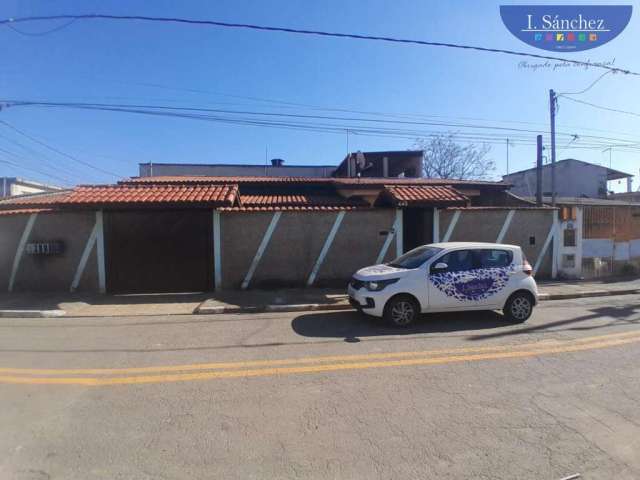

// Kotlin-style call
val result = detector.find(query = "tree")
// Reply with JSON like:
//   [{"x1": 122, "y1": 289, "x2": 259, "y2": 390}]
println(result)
[{"x1": 414, "y1": 134, "x2": 495, "y2": 180}]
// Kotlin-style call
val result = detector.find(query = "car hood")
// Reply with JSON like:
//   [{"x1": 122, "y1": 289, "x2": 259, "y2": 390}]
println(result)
[{"x1": 353, "y1": 264, "x2": 408, "y2": 281}]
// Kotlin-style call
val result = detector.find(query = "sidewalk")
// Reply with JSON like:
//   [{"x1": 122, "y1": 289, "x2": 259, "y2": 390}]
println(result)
[
  {"x1": 1, "y1": 277, "x2": 639, "y2": 318},
  {"x1": 196, "y1": 277, "x2": 640, "y2": 314}
]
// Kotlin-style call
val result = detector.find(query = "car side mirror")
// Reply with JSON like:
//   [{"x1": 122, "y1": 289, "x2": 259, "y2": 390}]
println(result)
[{"x1": 431, "y1": 262, "x2": 448, "y2": 273}]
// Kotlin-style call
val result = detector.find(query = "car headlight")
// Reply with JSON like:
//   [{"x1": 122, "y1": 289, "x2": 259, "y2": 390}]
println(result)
[{"x1": 365, "y1": 278, "x2": 399, "y2": 292}]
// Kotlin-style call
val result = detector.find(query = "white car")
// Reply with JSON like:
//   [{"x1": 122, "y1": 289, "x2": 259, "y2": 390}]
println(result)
[{"x1": 348, "y1": 242, "x2": 538, "y2": 327}]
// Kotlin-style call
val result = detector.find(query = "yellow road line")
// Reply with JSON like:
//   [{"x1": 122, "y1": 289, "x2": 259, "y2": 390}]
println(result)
[
  {"x1": 1, "y1": 331, "x2": 638, "y2": 386},
  {"x1": 1, "y1": 329, "x2": 639, "y2": 377}
]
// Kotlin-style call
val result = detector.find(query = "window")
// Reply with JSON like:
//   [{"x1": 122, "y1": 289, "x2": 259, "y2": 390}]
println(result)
[
  {"x1": 432, "y1": 249, "x2": 474, "y2": 272},
  {"x1": 475, "y1": 249, "x2": 513, "y2": 269},
  {"x1": 389, "y1": 246, "x2": 443, "y2": 269},
  {"x1": 564, "y1": 228, "x2": 576, "y2": 247},
  {"x1": 562, "y1": 254, "x2": 576, "y2": 268}
]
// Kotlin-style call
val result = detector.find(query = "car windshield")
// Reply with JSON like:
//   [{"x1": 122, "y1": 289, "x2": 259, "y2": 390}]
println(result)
[{"x1": 388, "y1": 246, "x2": 443, "y2": 269}]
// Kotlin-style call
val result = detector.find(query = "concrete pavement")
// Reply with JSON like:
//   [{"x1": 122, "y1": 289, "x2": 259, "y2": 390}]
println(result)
[{"x1": 0, "y1": 294, "x2": 639, "y2": 479}]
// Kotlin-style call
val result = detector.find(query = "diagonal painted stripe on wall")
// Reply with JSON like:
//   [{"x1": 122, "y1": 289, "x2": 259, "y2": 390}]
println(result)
[
  {"x1": 441, "y1": 210, "x2": 461, "y2": 242},
  {"x1": 496, "y1": 210, "x2": 515, "y2": 243},
  {"x1": 307, "y1": 211, "x2": 345, "y2": 286},
  {"x1": 70, "y1": 221, "x2": 99, "y2": 292},
  {"x1": 8, "y1": 213, "x2": 38, "y2": 292},
  {"x1": 533, "y1": 221, "x2": 556, "y2": 276},
  {"x1": 241, "y1": 212, "x2": 282, "y2": 289}
]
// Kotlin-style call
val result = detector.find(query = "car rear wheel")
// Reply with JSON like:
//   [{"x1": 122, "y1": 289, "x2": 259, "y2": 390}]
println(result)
[
  {"x1": 504, "y1": 292, "x2": 533, "y2": 323},
  {"x1": 384, "y1": 295, "x2": 419, "y2": 327}
]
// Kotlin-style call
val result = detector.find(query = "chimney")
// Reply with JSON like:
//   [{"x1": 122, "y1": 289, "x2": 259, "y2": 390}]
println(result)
[{"x1": 271, "y1": 158, "x2": 284, "y2": 167}]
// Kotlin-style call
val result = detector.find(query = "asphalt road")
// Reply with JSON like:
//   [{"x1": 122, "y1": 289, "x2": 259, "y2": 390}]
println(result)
[{"x1": 1, "y1": 294, "x2": 639, "y2": 480}]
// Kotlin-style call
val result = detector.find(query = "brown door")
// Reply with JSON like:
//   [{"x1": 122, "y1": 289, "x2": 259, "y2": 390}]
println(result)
[{"x1": 105, "y1": 210, "x2": 212, "y2": 293}]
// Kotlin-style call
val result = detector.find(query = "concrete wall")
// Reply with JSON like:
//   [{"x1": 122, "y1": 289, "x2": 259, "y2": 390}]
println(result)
[
  {"x1": 0, "y1": 211, "x2": 98, "y2": 292},
  {"x1": 438, "y1": 208, "x2": 555, "y2": 278},
  {"x1": 220, "y1": 209, "x2": 398, "y2": 289}
]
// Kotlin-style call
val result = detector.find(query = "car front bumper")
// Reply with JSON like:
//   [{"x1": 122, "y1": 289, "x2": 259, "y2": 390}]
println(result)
[{"x1": 347, "y1": 284, "x2": 386, "y2": 317}]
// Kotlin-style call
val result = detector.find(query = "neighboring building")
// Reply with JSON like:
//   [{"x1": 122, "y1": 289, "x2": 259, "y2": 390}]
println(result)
[
  {"x1": 332, "y1": 150, "x2": 424, "y2": 178},
  {"x1": 503, "y1": 158, "x2": 633, "y2": 199},
  {"x1": 0, "y1": 174, "x2": 558, "y2": 293},
  {"x1": 0, "y1": 177, "x2": 63, "y2": 198},
  {"x1": 139, "y1": 159, "x2": 336, "y2": 178},
  {"x1": 519, "y1": 195, "x2": 640, "y2": 279},
  {"x1": 139, "y1": 150, "x2": 425, "y2": 179},
  {"x1": 609, "y1": 190, "x2": 640, "y2": 203}
]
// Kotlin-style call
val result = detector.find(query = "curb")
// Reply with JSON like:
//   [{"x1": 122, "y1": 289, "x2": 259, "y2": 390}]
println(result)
[
  {"x1": 0, "y1": 309, "x2": 66, "y2": 318},
  {"x1": 540, "y1": 288, "x2": 640, "y2": 301},
  {"x1": 195, "y1": 288, "x2": 640, "y2": 315},
  {"x1": 195, "y1": 303, "x2": 352, "y2": 315}
]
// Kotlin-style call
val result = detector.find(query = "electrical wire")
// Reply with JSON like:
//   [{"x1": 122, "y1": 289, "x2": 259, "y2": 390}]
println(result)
[
  {"x1": 2, "y1": 14, "x2": 639, "y2": 75},
  {"x1": 4, "y1": 17, "x2": 77, "y2": 36},
  {"x1": 0, "y1": 120, "x2": 121, "y2": 178},
  {"x1": 558, "y1": 95, "x2": 640, "y2": 119},
  {"x1": 558, "y1": 70, "x2": 613, "y2": 96},
  {"x1": 4, "y1": 99, "x2": 639, "y2": 147},
  {"x1": 0, "y1": 151, "x2": 73, "y2": 185}
]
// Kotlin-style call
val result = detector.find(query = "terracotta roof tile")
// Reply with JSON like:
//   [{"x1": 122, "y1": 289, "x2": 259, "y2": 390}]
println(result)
[
  {"x1": 383, "y1": 185, "x2": 468, "y2": 206},
  {"x1": 0, "y1": 191, "x2": 73, "y2": 206},
  {"x1": 58, "y1": 184, "x2": 238, "y2": 206},
  {"x1": 0, "y1": 208, "x2": 53, "y2": 216},
  {"x1": 230, "y1": 193, "x2": 369, "y2": 211},
  {"x1": 0, "y1": 185, "x2": 239, "y2": 209},
  {"x1": 241, "y1": 194, "x2": 366, "y2": 207}
]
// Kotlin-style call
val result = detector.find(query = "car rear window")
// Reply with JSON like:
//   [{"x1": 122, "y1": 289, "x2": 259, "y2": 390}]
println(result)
[{"x1": 475, "y1": 249, "x2": 513, "y2": 268}]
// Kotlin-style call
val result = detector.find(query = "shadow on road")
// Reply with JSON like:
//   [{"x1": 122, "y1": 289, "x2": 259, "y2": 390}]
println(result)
[
  {"x1": 468, "y1": 304, "x2": 640, "y2": 341},
  {"x1": 292, "y1": 310, "x2": 514, "y2": 339}
]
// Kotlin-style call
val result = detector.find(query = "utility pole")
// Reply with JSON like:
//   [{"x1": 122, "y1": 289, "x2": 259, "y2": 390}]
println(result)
[
  {"x1": 505, "y1": 138, "x2": 510, "y2": 175},
  {"x1": 549, "y1": 89, "x2": 557, "y2": 207},
  {"x1": 536, "y1": 135, "x2": 543, "y2": 206}
]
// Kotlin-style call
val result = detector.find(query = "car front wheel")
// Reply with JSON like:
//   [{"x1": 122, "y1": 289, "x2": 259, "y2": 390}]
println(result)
[
  {"x1": 504, "y1": 292, "x2": 534, "y2": 323},
  {"x1": 384, "y1": 295, "x2": 419, "y2": 327}
]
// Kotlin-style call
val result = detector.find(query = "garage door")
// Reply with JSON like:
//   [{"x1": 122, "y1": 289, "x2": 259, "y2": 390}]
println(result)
[{"x1": 105, "y1": 210, "x2": 213, "y2": 293}]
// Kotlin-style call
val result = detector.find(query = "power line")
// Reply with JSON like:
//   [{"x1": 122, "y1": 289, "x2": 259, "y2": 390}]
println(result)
[
  {"x1": 0, "y1": 150, "x2": 73, "y2": 185},
  {"x1": 0, "y1": 132, "x2": 88, "y2": 182},
  {"x1": 4, "y1": 99, "x2": 639, "y2": 147},
  {"x1": 558, "y1": 70, "x2": 613, "y2": 96},
  {"x1": 0, "y1": 120, "x2": 121, "y2": 178},
  {"x1": 2, "y1": 14, "x2": 639, "y2": 76},
  {"x1": 4, "y1": 17, "x2": 77, "y2": 36},
  {"x1": 558, "y1": 95, "x2": 640, "y2": 119}
]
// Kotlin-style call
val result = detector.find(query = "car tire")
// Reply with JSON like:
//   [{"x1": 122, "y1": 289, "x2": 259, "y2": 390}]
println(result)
[
  {"x1": 384, "y1": 295, "x2": 419, "y2": 327},
  {"x1": 503, "y1": 291, "x2": 534, "y2": 323}
]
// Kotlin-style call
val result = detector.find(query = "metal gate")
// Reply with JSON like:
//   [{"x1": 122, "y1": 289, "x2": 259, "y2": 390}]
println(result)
[{"x1": 105, "y1": 209, "x2": 213, "y2": 293}]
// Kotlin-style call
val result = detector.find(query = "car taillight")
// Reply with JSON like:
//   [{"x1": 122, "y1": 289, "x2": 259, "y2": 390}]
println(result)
[{"x1": 523, "y1": 260, "x2": 533, "y2": 276}]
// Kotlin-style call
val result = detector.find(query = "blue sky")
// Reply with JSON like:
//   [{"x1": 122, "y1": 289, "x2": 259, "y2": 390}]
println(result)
[{"x1": 1, "y1": 0, "x2": 639, "y2": 191}]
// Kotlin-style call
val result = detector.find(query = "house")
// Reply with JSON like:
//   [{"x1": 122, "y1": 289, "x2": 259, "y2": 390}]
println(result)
[
  {"x1": 608, "y1": 191, "x2": 640, "y2": 203},
  {"x1": 502, "y1": 159, "x2": 633, "y2": 199},
  {"x1": 139, "y1": 159, "x2": 336, "y2": 178},
  {"x1": 519, "y1": 195, "x2": 640, "y2": 279},
  {"x1": 332, "y1": 150, "x2": 424, "y2": 178},
  {"x1": 0, "y1": 174, "x2": 557, "y2": 293},
  {"x1": 139, "y1": 150, "x2": 425, "y2": 179},
  {"x1": 0, "y1": 177, "x2": 63, "y2": 198}
]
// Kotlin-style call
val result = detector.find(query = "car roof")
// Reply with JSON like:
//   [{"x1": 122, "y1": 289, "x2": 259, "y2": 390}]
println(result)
[{"x1": 427, "y1": 242, "x2": 520, "y2": 250}]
